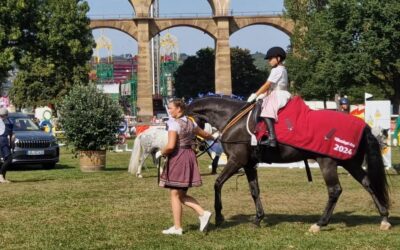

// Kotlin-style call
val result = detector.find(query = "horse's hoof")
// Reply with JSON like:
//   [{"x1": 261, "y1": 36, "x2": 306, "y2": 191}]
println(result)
[
  {"x1": 253, "y1": 216, "x2": 264, "y2": 227},
  {"x1": 380, "y1": 221, "x2": 391, "y2": 230},
  {"x1": 215, "y1": 215, "x2": 225, "y2": 227},
  {"x1": 309, "y1": 224, "x2": 321, "y2": 233},
  {"x1": 136, "y1": 174, "x2": 143, "y2": 178}
]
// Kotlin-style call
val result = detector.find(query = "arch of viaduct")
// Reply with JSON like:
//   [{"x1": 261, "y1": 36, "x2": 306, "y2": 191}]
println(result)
[{"x1": 90, "y1": 0, "x2": 294, "y2": 119}]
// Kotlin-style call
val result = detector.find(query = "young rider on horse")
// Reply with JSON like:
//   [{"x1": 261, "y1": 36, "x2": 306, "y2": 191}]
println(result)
[{"x1": 247, "y1": 47, "x2": 291, "y2": 147}]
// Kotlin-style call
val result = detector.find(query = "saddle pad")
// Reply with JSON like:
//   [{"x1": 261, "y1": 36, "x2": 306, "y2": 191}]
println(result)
[{"x1": 256, "y1": 96, "x2": 366, "y2": 160}]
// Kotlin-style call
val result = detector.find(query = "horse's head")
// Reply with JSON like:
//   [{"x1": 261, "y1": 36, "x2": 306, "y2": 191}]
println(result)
[{"x1": 186, "y1": 96, "x2": 246, "y2": 131}]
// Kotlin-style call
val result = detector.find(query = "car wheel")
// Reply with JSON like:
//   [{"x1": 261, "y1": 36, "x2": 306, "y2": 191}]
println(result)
[{"x1": 43, "y1": 163, "x2": 56, "y2": 169}]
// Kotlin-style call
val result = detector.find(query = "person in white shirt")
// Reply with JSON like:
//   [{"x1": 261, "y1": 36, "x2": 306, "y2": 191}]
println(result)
[{"x1": 247, "y1": 47, "x2": 291, "y2": 147}]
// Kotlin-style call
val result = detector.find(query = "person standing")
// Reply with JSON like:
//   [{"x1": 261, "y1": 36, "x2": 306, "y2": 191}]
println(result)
[
  {"x1": 247, "y1": 46, "x2": 291, "y2": 147},
  {"x1": 156, "y1": 98, "x2": 218, "y2": 235},
  {"x1": 339, "y1": 96, "x2": 350, "y2": 114},
  {"x1": 202, "y1": 123, "x2": 223, "y2": 175},
  {"x1": 394, "y1": 115, "x2": 400, "y2": 146},
  {"x1": 209, "y1": 141, "x2": 223, "y2": 175},
  {"x1": 0, "y1": 108, "x2": 13, "y2": 183}
]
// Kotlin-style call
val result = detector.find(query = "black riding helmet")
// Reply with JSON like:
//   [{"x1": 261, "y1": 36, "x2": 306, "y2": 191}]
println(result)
[
  {"x1": 265, "y1": 46, "x2": 286, "y2": 61},
  {"x1": 339, "y1": 97, "x2": 350, "y2": 105}
]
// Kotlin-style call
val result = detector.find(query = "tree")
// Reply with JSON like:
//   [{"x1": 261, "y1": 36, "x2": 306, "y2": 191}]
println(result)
[
  {"x1": 174, "y1": 48, "x2": 215, "y2": 99},
  {"x1": 9, "y1": 0, "x2": 95, "y2": 108},
  {"x1": 0, "y1": 0, "x2": 33, "y2": 84},
  {"x1": 284, "y1": 0, "x2": 400, "y2": 110},
  {"x1": 174, "y1": 47, "x2": 266, "y2": 99},
  {"x1": 231, "y1": 47, "x2": 267, "y2": 97},
  {"x1": 59, "y1": 84, "x2": 123, "y2": 151}
]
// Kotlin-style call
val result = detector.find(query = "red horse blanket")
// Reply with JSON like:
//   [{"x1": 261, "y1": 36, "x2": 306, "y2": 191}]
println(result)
[{"x1": 255, "y1": 96, "x2": 366, "y2": 160}]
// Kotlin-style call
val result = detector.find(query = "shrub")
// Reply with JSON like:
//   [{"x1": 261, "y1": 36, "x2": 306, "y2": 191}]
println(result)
[{"x1": 59, "y1": 84, "x2": 124, "y2": 151}]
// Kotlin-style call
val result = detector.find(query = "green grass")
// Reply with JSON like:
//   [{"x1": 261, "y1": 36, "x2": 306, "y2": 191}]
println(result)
[{"x1": 0, "y1": 144, "x2": 399, "y2": 249}]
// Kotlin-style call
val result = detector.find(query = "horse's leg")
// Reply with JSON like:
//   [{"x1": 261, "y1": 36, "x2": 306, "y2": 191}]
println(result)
[
  {"x1": 310, "y1": 157, "x2": 342, "y2": 233},
  {"x1": 214, "y1": 158, "x2": 243, "y2": 226},
  {"x1": 244, "y1": 162, "x2": 265, "y2": 227},
  {"x1": 136, "y1": 152, "x2": 148, "y2": 178},
  {"x1": 344, "y1": 164, "x2": 390, "y2": 230},
  {"x1": 346, "y1": 128, "x2": 391, "y2": 230}
]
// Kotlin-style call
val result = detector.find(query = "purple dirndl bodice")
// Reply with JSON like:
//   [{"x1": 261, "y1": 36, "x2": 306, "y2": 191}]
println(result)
[{"x1": 159, "y1": 117, "x2": 202, "y2": 188}]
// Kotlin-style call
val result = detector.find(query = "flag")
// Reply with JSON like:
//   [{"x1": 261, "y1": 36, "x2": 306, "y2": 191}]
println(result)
[{"x1": 365, "y1": 92, "x2": 373, "y2": 100}]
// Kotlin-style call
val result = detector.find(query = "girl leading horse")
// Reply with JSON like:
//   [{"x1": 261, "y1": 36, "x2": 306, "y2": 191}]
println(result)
[{"x1": 186, "y1": 96, "x2": 390, "y2": 233}]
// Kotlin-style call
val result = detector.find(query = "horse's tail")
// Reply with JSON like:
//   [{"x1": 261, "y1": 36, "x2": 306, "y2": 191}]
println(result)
[
  {"x1": 364, "y1": 126, "x2": 389, "y2": 208},
  {"x1": 128, "y1": 134, "x2": 143, "y2": 174}
]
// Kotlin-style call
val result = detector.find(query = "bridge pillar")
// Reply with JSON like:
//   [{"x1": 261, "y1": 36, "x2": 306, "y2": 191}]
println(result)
[
  {"x1": 214, "y1": 17, "x2": 232, "y2": 95},
  {"x1": 208, "y1": 0, "x2": 231, "y2": 16},
  {"x1": 129, "y1": 0, "x2": 152, "y2": 17},
  {"x1": 136, "y1": 19, "x2": 153, "y2": 120}
]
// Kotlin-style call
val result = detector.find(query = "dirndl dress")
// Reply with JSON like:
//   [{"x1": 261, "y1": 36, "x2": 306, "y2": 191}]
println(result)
[{"x1": 159, "y1": 117, "x2": 202, "y2": 188}]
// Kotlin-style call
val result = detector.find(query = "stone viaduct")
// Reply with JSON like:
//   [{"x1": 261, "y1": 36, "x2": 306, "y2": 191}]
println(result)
[{"x1": 89, "y1": 0, "x2": 294, "y2": 120}]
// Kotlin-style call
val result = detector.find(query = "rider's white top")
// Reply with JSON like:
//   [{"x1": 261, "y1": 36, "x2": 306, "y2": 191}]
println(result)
[
  {"x1": 267, "y1": 65, "x2": 288, "y2": 91},
  {"x1": 260, "y1": 65, "x2": 291, "y2": 121}
]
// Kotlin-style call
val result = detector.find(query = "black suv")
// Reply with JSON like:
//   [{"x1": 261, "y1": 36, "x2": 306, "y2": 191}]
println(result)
[{"x1": 8, "y1": 113, "x2": 59, "y2": 169}]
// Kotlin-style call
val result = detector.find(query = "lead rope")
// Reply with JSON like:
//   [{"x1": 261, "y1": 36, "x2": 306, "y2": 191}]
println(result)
[{"x1": 157, "y1": 157, "x2": 161, "y2": 185}]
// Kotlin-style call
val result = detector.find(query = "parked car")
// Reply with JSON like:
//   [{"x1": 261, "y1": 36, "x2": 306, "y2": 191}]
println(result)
[{"x1": 8, "y1": 113, "x2": 59, "y2": 169}]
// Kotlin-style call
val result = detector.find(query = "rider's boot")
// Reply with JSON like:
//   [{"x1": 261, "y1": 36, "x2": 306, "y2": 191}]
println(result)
[{"x1": 259, "y1": 118, "x2": 277, "y2": 147}]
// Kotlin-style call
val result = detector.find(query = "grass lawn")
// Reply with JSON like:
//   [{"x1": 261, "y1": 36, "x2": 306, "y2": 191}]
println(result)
[{"x1": 1, "y1": 143, "x2": 400, "y2": 249}]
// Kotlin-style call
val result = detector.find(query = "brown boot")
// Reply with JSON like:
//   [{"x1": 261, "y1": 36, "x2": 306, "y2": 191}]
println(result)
[{"x1": 259, "y1": 118, "x2": 277, "y2": 147}]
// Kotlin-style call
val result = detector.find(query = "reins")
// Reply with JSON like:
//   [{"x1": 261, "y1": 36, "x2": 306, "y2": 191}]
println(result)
[
  {"x1": 196, "y1": 138, "x2": 217, "y2": 158},
  {"x1": 221, "y1": 102, "x2": 256, "y2": 135}
]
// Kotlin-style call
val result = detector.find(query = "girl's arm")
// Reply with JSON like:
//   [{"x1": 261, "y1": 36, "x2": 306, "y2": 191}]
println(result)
[
  {"x1": 194, "y1": 126, "x2": 214, "y2": 140},
  {"x1": 160, "y1": 131, "x2": 178, "y2": 156},
  {"x1": 255, "y1": 81, "x2": 272, "y2": 95}
]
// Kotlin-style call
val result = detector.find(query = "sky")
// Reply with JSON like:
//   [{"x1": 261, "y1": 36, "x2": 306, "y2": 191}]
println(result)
[{"x1": 86, "y1": 0, "x2": 290, "y2": 56}]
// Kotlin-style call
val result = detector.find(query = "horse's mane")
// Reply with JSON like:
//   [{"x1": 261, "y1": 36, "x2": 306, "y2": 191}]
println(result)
[
  {"x1": 188, "y1": 94, "x2": 245, "y2": 106},
  {"x1": 187, "y1": 93, "x2": 244, "y2": 104},
  {"x1": 186, "y1": 94, "x2": 248, "y2": 131}
]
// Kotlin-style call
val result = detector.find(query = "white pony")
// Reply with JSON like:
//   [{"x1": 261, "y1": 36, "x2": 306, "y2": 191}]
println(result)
[{"x1": 128, "y1": 127, "x2": 168, "y2": 178}]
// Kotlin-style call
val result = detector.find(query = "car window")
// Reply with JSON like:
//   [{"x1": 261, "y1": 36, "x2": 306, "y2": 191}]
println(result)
[{"x1": 11, "y1": 118, "x2": 40, "y2": 131}]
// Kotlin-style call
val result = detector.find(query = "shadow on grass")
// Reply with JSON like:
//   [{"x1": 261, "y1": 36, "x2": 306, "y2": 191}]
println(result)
[
  {"x1": 103, "y1": 167, "x2": 129, "y2": 172},
  {"x1": 9, "y1": 164, "x2": 74, "y2": 171},
  {"x1": 203, "y1": 212, "x2": 399, "y2": 230},
  {"x1": 8, "y1": 178, "x2": 57, "y2": 183}
]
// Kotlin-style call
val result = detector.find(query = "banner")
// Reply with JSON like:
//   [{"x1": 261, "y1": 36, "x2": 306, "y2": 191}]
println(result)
[{"x1": 365, "y1": 100, "x2": 391, "y2": 168}]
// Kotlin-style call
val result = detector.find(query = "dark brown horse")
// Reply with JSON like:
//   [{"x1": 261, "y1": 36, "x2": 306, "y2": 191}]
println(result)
[{"x1": 187, "y1": 96, "x2": 391, "y2": 232}]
